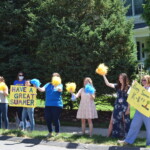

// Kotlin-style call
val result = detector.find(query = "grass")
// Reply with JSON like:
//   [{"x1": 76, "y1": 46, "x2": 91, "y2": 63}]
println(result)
[
  {"x1": 36, "y1": 98, "x2": 45, "y2": 108},
  {"x1": 0, "y1": 129, "x2": 147, "y2": 147}
]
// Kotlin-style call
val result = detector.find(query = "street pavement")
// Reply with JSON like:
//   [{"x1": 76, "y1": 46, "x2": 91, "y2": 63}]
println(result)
[
  {"x1": 0, "y1": 123, "x2": 150, "y2": 150},
  {"x1": 0, "y1": 140, "x2": 83, "y2": 150}
]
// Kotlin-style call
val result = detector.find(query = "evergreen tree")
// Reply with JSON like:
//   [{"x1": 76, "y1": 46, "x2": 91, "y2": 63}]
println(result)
[
  {"x1": 30, "y1": 0, "x2": 137, "y2": 93},
  {"x1": 0, "y1": 0, "x2": 136, "y2": 94}
]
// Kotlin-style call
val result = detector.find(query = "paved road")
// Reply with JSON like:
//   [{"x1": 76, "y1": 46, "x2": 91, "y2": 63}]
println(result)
[{"x1": 0, "y1": 140, "x2": 83, "y2": 150}]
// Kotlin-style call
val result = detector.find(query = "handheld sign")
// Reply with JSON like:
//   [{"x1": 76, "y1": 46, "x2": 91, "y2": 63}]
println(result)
[
  {"x1": 127, "y1": 82, "x2": 150, "y2": 117},
  {"x1": 9, "y1": 85, "x2": 37, "y2": 108}
]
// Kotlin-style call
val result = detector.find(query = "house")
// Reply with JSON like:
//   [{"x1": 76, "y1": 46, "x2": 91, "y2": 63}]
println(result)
[{"x1": 125, "y1": 0, "x2": 150, "y2": 65}]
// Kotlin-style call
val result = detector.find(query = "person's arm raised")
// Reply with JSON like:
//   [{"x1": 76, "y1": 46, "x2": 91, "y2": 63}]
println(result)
[
  {"x1": 37, "y1": 87, "x2": 45, "y2": 92},
  {"x1": 103, "y1": 75, "x2": 115, "y2": 89}
]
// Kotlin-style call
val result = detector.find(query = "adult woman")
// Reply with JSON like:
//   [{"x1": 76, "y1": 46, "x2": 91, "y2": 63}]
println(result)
[
  {"x1": 118, "y1": 75, "x2": 150, "y2": 146},
  {"x1": 13, "y1": 72, "x2": 30, "y2": 128},
  {"x1": 103, "y1": 73, "x2": 130, "y2": 138},
  {"x1": 37, "y1": 73, "x2": 63, "y2": 136},
  {"x1": 73, "y1": 77, "x2": 98, "y2": 137},
  {"x1": 0, "y1": 76, "x2": 9, "y2": 129}
]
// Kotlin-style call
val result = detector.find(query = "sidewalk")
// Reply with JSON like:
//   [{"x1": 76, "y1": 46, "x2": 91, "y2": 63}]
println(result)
[
  {"x1": 0, "y1": 123, "x2": 149, "y2": 150},
  {"x1": 0, "y1": 135, "x2": 148, "y2": 150},
  {"x1": 9, "y1": 122, "x2": 146, "y2": 138}
]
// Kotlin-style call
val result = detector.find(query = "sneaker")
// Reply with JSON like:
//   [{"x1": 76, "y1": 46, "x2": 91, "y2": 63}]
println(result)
[
  {"x1": 46, "y1": 132, "x2": 52, "y2": 138},
  {"x1": 55, "y1": 133, "x2": 59, "y2": 136},
  {"x1": 117, "y1": 140, "x2": 128, "y2": 145},
  {"x1": 26, "y1": 121, "x2": 31, "y2": 128},
  {"x1": 19, "y1": 121, "x2": 24, "y2": 128}
]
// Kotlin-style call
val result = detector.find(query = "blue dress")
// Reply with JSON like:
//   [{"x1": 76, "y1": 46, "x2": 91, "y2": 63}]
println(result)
[{"x1": 112, "y1": 85, "x2": 130, "y2": 138}]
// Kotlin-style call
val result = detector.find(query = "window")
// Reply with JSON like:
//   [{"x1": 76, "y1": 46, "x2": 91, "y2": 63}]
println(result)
[
  {"x1": 136, "y1": 41, "x2": 145, "y2": 61},
  {"x1": 134, "y1": 0, "x2": 145, "y2": 15},
  {"x1": 137, "y1": 42, "x2": 141, "y2": 60},
  {"x1": 124, "y1": 0, "x2": 132, "y2": 16},
  {"x1": 124, "y1": 0, "x2": 145, "y2": 16},
  {"x1": 142, "y1": 43, "x2": 145, "y2": 58}
]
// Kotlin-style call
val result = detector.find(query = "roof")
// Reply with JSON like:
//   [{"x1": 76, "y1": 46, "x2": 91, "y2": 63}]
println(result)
[{"x1": 134, "y1": 23, "x2": 148, "y2": 29}]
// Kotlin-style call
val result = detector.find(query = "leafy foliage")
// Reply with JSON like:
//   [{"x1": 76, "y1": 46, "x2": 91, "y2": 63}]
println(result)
[{"x1": 0, "y1": 0, "x2": 136, "y2": 95}]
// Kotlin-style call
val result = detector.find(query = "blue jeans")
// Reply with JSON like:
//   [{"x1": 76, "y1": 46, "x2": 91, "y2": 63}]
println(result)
[
  {"x1": 44, "y1": 106, "x2": 62, "y2": 133},
  {"x1": 22, "y1": 107, "x2": 35, "y2": 131},
  {"x1": 0, "y1": 103, "x2": 9, "y2": 129},
  {"x1": 17, "y1": 107, "x2": 23, "y2": 121},
  {"x1": 125, "y1": 111, "x2": 150, "y2": 145}
]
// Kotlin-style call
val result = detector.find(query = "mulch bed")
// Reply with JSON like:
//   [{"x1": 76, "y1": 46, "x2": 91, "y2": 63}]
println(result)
[{"x1": 8, "y1": 107, "x2": 112, "y2": 127}]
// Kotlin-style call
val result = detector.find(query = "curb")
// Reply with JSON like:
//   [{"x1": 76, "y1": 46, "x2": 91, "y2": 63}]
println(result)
[{"x1": 0, "y1": 135, "x2": 150, "y2": 150}]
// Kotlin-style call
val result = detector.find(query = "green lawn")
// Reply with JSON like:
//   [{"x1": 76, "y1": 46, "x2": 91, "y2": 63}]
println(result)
[{"x1": 0, "y1": 129, "x2": 146, "y2": 147}]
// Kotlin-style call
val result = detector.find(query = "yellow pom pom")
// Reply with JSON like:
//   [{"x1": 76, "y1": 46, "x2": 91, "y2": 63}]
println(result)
[
  {"x1": 96, "y1": 63, "x2": 108, "y2": 76},
  {"x1": 0, "y1": 82, "x2": 7, "y2": 91},
  {"x1": 66, "y1": 82, "x2": 76, "y2": 93},
  {"x1": 52, "y1": 76, "x2": 61, "y2": 86}
]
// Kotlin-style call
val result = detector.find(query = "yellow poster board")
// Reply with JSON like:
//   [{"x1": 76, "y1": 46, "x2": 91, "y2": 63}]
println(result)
[
  {"x1": 127, "y1": 82, "x2": 150, "y2": 117},
  {"x1": 9, "y1": 85, "x2": 37, "y2": 108}
]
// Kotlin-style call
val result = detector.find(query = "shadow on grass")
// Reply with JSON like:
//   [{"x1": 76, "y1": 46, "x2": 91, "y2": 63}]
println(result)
[
  {"x1": 0, "y1": 129, "x2": 147, "y2": 149},
  {"x1": 1, "y1": 129, "x2": 25, "y2": 137}
]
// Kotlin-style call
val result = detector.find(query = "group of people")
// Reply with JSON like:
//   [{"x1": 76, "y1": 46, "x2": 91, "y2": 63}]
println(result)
[
  {"x1": 0, "y1": 72, "x2": 34, "y2": 131},
  {"x1": 0, "y1": 71, "x2": 150, "y2": 146}
]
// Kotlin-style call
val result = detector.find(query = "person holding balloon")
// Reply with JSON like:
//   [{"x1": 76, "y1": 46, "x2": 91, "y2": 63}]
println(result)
[
  {"x1": 96, "y1": 64, "x2": 130, "y2": 138},
  {"x1": 36, "y1": 73, "x2": 63, "y2": 137},
  {"x1": 70, "y1": 77, "x2": 98, "y2": 137},
  {"x1": 0, "y1": 76, "x2": 9, "y2": 129}
]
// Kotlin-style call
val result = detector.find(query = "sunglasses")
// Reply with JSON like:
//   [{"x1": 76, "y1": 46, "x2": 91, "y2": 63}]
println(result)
[
  {"x1": 142, "y1": 80, "x2": 146, "y2": 82},
  {"x1": 19, "y1": 75, "x2": 24, "y2": 76}
]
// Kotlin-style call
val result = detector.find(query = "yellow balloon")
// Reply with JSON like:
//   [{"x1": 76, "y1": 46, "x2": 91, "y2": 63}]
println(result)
[
  {"x1": 66, "y1": 82, "x2": 76, "y2": 93},
  {"x1": 0, "y1": 82, "x2": 7, "y2": 91},
  {"x1": 96, "y1": 63, "x2": 108, "y2": 76},
  {"x1": 52, "y1": 76, "x2": 61, "y2": 86}
]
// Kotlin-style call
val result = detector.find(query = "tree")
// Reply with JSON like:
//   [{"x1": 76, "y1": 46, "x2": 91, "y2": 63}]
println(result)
[
  {"x1": 0, "y1": 0, "x2": 43, "y2": 85},
  {"x1": 29, "y1": 0, "x2": 137, "y2": 94},
  {"x1": 0, "y1": 0, "x2": 136, "y2": 95}
]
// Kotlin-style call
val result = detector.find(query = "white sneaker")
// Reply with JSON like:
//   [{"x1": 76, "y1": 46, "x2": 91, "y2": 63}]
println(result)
[
  {"x1": 19, "y1": 121, "x2": 24, "y2": 128},
  {"x1": 46, "y1": 133, "x2": 52, "y2": 137},
  {"x1": 26, "y1": 121, "x2": 31, "y2": 128}
]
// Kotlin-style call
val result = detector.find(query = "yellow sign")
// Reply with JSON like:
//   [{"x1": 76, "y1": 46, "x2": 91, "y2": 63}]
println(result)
[
  {"x1": 127, "y1": 82, "x2": 150, "y2": 117},
  {"x1": 9, "y1": 85, "x2": 37, "y2": 108}
]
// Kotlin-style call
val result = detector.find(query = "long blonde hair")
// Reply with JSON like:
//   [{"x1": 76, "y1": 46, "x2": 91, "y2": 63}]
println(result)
[{"x1": 142, "y1": 75, "x2": 150, "y2": 86}]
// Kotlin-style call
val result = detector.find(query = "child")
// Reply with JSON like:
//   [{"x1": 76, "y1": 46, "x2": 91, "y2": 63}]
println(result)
[
  {"x1": 22, "y1": 80, "x2": 35, "y2": 131},
  {"x1": 73, "y1": 77, "x2": 98, "y2": 137}
]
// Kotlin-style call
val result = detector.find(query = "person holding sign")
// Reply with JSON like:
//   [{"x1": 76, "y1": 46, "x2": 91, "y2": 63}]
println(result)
[
  {"x1": 72, "y1": 77, "x2": 98, "y2": 137},
  {"x1": 13, "y1": 72, "x2": 30, "y2": 128},
  {"x1": 103, "y1": 73, "x2": 130, "y2": 138},
  {"x1": 37, "y1": 73, "x2": 63, "y2": 137},
  {"x1": 22, "y1": 80, "x2": 35, "y2": 131},
  {"x1": 0, "y1": 76, "x2": 9, "y2": 129},
  {"x1": 118, "y1": 75, "x2": 150, "y2": 146}
]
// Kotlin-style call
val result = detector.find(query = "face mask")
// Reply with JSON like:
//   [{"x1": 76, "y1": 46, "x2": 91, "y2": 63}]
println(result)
[{"x1": 19, "y1": 76, "x2": 24, "y2": 80}]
